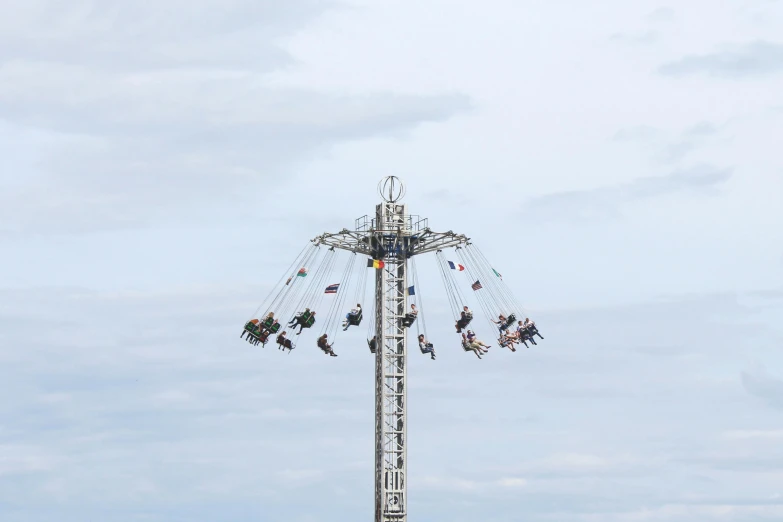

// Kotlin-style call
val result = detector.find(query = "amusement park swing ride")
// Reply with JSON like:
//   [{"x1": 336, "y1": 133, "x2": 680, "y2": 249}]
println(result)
[{"x1": 240, "y1": 176, "x2": 544, "y2": 522}]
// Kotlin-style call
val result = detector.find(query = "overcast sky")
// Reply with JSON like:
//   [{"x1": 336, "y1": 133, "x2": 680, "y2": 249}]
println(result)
[{"x1": 2, "y1": 1, "x2": 782, "y2": 521}]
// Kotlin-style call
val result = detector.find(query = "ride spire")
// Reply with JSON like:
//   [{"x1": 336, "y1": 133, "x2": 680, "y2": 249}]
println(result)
[{"x1": 240, "y1": 177, "x2": 545, "y2": 521}]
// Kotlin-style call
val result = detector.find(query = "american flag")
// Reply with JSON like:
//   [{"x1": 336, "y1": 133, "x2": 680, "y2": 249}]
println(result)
[
  {"x1": 471, "y1": 280, "x2": 482, "y2": 291},
  {"x1": 325, "y1": 283, "x2": 340, "y2": 294}
]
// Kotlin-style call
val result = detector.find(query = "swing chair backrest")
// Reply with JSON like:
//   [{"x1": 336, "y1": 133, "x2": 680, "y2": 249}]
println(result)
[{"x1": 245, "y1": 321, "x2": 260, "y2": 333}]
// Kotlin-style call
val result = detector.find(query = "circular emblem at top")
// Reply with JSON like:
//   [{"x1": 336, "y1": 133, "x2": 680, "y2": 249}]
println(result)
[{"x1": 378, "y1": 176, "x2": 406, "y2": 203}]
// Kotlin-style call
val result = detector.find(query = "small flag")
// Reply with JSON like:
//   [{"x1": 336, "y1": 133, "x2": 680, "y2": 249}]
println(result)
[
  {"x1": 297, "y1": 268, "x2": 307, "y2": 277},
  {"x1": 448, "y1": 261, "x2": 465, "y2": 271},
  {"x1": 407, "y1": 285, "x2": 415, "y2": 296},
  {"x1": 471, "y1": 280, "x2": 482, "y2": 291},
  {"x1": 325, "y1": 283, "x2": 340, "y2": 294},
  {"x1": 492, "y1": 268, "x2": 502, "y2": 279},
  {"x1": 367, "y1": 258, "x2": 385, "y2": 269}
]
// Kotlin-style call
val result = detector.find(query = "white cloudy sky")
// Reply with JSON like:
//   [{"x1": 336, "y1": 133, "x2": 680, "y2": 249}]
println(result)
[{"x1": 2, "y1": 1, "x2": 783, "y2": 521}]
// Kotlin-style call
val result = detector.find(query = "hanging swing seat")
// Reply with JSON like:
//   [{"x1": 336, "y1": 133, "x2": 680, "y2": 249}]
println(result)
[
  {"x1": 248, "y1": 329, "x2": 269, "y2": 346},
  {"x1": 347, "y1": 309, "x2": 363, "y2": 326},
  {"x1": 267, "y1": 321, "x2": 281, "y2": 334},
  {"x1": 343, "y1": 310, "x2": 362, "y2": 331},
  {"x1": 243, "y1": 320, "x2": 261, "y2": 337},
  {"x1": 498, "y1": 314, "x2": 516, "y2": 331},
  {"x1": 420, "y1": 342, "x2": 434, "y2": 354},
  {"x1": 456, "y1": 311, "x2": 473, "y2": 330},
  {"x1": 526, "y1": 324, "x2": 543, "y2": 339},
  {"x1": 276, "y1": 334, "x2": 294, "y2": 351},
  {"x1": 290, "y1": 310, "x2": 315, "y2": 329},
  {"x1": 367, "y1": 337, "x2": 377, "y2": 353},
  {"x1": 293, "y1": 310, "x2": 312, "y2": 322},
  {"x1": 262, "y1": 316, "x2": 276, "y2": 329},
  {"x1": 401, "y1": 313, "x2": 417, "y2": 328}
]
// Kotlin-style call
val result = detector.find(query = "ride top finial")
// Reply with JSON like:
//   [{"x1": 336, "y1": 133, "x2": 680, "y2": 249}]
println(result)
[{"x1": 378, "y1": 176, "x2": 405, "y2": 203}]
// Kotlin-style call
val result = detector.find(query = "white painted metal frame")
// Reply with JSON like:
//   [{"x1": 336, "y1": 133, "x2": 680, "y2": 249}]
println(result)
[
  {"x1": 309, "y1": 196, "x2": 469, "y2": 522},
  {"x1": 374, "y1": 202, "x2": 408, "y2": 521}
]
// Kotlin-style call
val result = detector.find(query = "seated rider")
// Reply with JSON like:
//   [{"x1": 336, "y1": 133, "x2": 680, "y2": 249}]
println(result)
[
  {"x1": 499, "y1": 330, "x2": 517, "y2": 352},
  {"x1": 402, "y1": 303, "x2": 418, "y2": 327},
  {"x1": 455, "y1": 305, "x2": 472, "y2": 333},
  {"x1": 493, "y1": 314, "x2": 509, "y2": 332},
  {"x1": 242, "y1": 318, "x2": 260, "y2": 339},
  {"x1": 253, "y1": 329, "x2": 269, "y2": 346},
  {"x1": 261, "y1": 311, "x2": 276, "y2": 329},
  {"x1": 342, "y1": 303, "x2": 362, "y2": 331},
  {"x1": 461, "y1": 332, "x2": 485, "y2": 359},
  {"x1": 512, "y1": 321, "x2": 532, "y2": 347},
  {"x1": 317, "y1": 333, "x2": 337, "y2": 357},
  {"x1": 466, "y1": 330, "x2": 490, "y2": 351},
  {"x1": 417, "y1": 334, "x2": 436, "y2": 360},
  {"x1": 524, "y1": 317, "x2": 544, "y2": 339},
  {"x1": 290, "y1": 310, "x2": 315, "y2": 335},
  {"x1": 367, "y1": 335, "x2": 377, "y2": 354},
  {"x1": 276, "y1": 331, "x2": 293, "y2": 351},
  {"x1": 288, "y1": 308, "x2": 310, "y2": 327},
  {"x1": 288, "y1": 308, "x2": 310, "y2": 328}
]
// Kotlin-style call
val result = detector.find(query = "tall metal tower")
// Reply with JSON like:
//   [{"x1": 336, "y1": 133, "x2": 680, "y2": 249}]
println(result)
[{"x1": 313, "y1": 177, "x2": 468, "y2": 521}]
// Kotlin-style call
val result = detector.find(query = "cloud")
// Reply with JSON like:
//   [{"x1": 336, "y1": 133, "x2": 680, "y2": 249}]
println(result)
[
  {"x1": 723, "y1": 429, "x2": 783, "y2": 441},
  {"x1": 613, "y1": 121, "x2": 723, "y2": 166},
  {"x1": 0, "y1": 0, "x2": 470, "y2": 236},
  {"x1": 612, "y1": 125, "x2": 660, "y2": 142},
  {"x1": 742, "y1": 365, "x2": 783, "y2": 408},
  {"x1": 610, "y1": 7, "x2": 674, "y2": 45},
  {"x1": 417, "y1": 475, "x2": 529, "y2": 493},
  {"x1": 659, "y1": 41, "x2": 783, "y2": 78},
  {"x1": 653, "y1": 140, "x2": 698, "y2": 164},
  {"x1": 685, "y1": 122, "x2": 719, "y2": 137},
  {"x1": 610, "y1": 31, "x2": 658, "y2": 45},
  {"x1": 2, "y1": 283, "x2": 782, "y2": 521},
  {"x1": 522, "y1": 164, "x2": 732, "y2": 222},
  {"x1": 647, "y1": 7, "x2": 676, "y2": 23},
  {"x1": 497, "y1": 477, "x2": 528, "y2": 488},
  {"x1": 0, "y1": 1, "x2": 332, "y2": 72}
]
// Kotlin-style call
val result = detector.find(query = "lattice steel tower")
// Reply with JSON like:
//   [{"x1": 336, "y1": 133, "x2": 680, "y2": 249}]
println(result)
[{"x1": 312, "y1": 177, "x2": 468, "y2": 521}]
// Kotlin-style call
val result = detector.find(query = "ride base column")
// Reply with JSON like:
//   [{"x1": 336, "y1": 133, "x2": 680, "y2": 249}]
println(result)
[{"x1": 374, "y1": 201, "x2": 408, "y2": 522}]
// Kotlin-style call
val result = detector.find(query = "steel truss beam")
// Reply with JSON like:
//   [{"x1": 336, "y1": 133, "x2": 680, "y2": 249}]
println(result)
[
  {"x1": 309, "y1": 201, "x2": 469, "y2": 522},
  {"x1": 311, "y1": 228, "x2": 469, "y2": 257}
]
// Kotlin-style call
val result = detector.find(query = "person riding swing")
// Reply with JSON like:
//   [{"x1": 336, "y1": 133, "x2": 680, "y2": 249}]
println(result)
[
  {"x1": 343, "y1": 303, "x2": 363, "y2": 331},
  {"x1": 455, "y1": 305, "x2": 473, "y2": 333},
  {"x1": 289, "y1": 309, "x2": 316, "y2": 335},
  {"x1": 253, "y1": 328, "x2": 270, "y2": 346},
  {"x1": 242, "y1": 318, "x2": 261, "y2": 339},
  {"x1": 276, "y1": 331, "x2": 294, "y2": 352},
  {"x1": 461, "y1": 332, "x2": 486, "y2": 359},
  {"x1": 317, "y1": 333, "x2": 337, "y2": 357},
  {"x1": 401, "y1": 304, "x2": 418, "y2": 328},
  {"x1": 417, "y1": 334, "x2": 436, "y2": 360}
]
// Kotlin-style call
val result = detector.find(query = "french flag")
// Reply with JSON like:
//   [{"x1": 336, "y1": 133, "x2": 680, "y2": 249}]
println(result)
[{"x1": 448, "y1": 261, "x2": 465, "y2": 271}]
